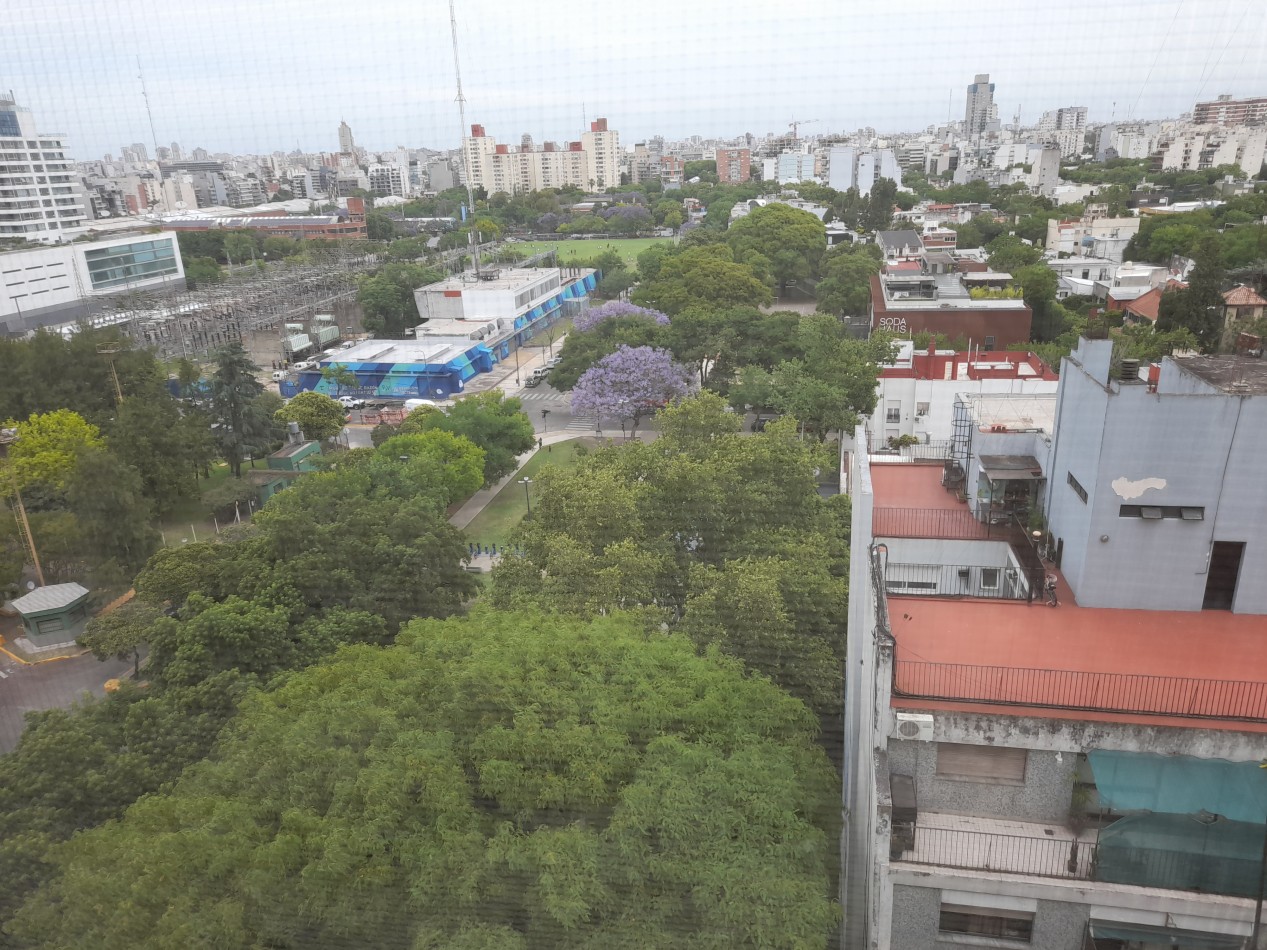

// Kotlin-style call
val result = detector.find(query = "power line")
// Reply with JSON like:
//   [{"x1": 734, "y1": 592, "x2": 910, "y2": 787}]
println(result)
[{"x1": 1129, "y1": 0, "x2": 1184, "y2": 119}]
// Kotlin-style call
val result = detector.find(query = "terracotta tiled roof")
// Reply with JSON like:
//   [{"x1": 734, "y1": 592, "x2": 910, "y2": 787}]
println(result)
[
  {"x1": 1222, "y1": 285, "x2": 1267, "y2": 307},
  {"x1": 1122, "y1": 287, "x2": 1163, "y2": 323}
]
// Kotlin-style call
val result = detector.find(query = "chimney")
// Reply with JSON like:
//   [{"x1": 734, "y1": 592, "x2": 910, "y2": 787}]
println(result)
[
  {"x1": 288, "y1": 421, "x2": 304, "y2": 444},
  {"x1": 591, "y1": 118, "x2": 608, "y2": 132}
]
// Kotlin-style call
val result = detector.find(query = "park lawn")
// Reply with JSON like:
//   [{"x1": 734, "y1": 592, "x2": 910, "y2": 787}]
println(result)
[
  {"x1": 511, "y1": 238, "x2": 668, "y2": 270},
  {"x1": 463, "y1": 438, "x2": 593, "y2": 549}
]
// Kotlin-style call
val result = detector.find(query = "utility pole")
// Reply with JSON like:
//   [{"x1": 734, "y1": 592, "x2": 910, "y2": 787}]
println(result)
[
  {"x1": 0, "y1": 429, "x2": 46, "y2": 587},
  {"x1": 449, "y1": 0, "x2": 483, "y2": 277}
]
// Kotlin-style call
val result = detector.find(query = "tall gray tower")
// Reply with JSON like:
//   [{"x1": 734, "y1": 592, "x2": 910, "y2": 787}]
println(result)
[{"x1": 964, "y1": 74, "x2": 998, "y2": 137}]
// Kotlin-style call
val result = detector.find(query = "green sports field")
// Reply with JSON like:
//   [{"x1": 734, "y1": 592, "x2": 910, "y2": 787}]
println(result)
[{"x1": 510, "y1": 238, "x2": 669, "y2": 269}]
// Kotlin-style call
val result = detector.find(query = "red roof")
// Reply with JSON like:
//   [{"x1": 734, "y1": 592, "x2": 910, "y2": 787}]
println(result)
[
  {"x1": 871, "y1": 464, "x2": 1267, "y2": 732},
  {"x1": 890, "y1": 597, "x2": 1267, "y2": 733},
  {"x1": 1223, "y1": 285, "x2": 1267, "y2": 307},
  {"x1": 1121, "y1": 286, "x2": 1162, "y2": 322}
]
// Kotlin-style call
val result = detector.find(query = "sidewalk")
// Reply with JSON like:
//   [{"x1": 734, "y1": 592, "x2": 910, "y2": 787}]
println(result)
[
  {"x1": 449, "y1": 430, "x2": 577, "y2": 530},
  {"x1": 461, "y1": 337, "x2": 565, "y2": 397}
]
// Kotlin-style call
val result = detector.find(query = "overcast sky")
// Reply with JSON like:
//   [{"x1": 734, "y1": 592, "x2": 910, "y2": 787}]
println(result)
[{"x1": 3, "y1": 0, "x2": 1265, "y2": 158}]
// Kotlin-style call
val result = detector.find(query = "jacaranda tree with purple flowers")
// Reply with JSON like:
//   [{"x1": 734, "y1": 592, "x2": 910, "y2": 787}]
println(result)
[
  {"x1": 573, "y1": 300, "x2": 670, "y2": 333},
  {"x1": 571, "y1": 345, "x2": 690, "y2": 437}
]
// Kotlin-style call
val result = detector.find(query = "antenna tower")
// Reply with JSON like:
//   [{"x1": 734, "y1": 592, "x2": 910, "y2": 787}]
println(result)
[
  {"x1": 138, "y1": 57, "x2": 161, "y2": 166},
  {"x1": 449, "y1": 0, "x2": 483, "y2": 276}
]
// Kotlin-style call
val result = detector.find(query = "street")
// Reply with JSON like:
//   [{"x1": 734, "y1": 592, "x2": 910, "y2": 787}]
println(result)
[{"x1": 0, "y1": 650, "x2": 132, "y2": 754}]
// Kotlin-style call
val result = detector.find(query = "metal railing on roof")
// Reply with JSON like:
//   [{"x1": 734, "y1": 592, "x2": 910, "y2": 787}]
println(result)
[{"x1": 893, "y1": 660, "x2": 1267, "y2": 723}]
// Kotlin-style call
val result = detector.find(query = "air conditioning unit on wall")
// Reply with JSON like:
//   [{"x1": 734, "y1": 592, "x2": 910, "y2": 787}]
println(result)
[{"x1": 895, "y1": 712, "x2": 935, "y2": 741}]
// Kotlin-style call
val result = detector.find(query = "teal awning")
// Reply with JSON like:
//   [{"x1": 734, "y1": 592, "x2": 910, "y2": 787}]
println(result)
[
  {"x1": 1088, "y1": 750, "x2": 1267, "y2": 823},
  {"x1": 1091, "y1": 921, "x2": 1245, "y2": 949}
]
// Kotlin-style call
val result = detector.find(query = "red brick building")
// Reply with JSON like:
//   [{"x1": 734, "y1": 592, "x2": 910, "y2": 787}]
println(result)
[
  {"x1": 869, "y1": 272, "x2": 1032, "y2": 348},
  {"x1": 715, "y1": 147, "x2": 751, "y2": 183}
]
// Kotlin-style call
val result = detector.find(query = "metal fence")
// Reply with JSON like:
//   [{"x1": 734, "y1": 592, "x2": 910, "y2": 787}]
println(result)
[
  {"x1": 872, "y1": 507, "x2": 997, "y2": 540},
  {"x1": 893, "y1": 660, "x2": 1267, "y2": 723},
  {"x1": 868, "y1": 437, "x2": 954, "y2": 461},
  {"x1": 898, "y1": 825, "x2": 1260, "y2": 899},
  {"x1": 899, "y1": 825, "x2": 1092, "y2": 879}
]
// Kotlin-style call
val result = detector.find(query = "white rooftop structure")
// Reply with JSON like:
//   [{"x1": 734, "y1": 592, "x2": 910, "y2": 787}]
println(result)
[
  {"x1": 958, "y1": 392, "x2": 1058, "y2": 433},
  {"x1": 10, "y1": 582, "x2": 90, "y2": 613},
  {"x1": 320, "y1": 338, "x2": 479, "y2": 366}
]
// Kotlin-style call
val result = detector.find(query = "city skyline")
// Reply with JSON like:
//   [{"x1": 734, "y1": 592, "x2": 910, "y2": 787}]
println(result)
[{"x1": 3, "y1": 0, "x2": 1265, "y2": 157}]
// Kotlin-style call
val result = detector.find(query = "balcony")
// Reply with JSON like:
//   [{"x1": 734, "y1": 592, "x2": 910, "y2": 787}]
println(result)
[
  {"x1": 893, "y1": 660, "x2": 1267, "y2": 724},
  {"x1": 894, "y1": 812, "x2": 1263, "y2": 900}
]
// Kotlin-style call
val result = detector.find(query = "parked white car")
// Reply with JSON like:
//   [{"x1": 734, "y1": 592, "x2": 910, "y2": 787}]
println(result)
[{"x1": 338, "y1": 395, "x2": 365, "y2": 409}]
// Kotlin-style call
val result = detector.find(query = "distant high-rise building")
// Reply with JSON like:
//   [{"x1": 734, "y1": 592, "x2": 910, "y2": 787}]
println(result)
[
  {"x1": 426, "y1": 159, "x2": 456, "y2": 192},
  {"x1": 191, "y1": 147, "x2": 209, "y2": 161},
  {"x1": 1031, "y1": 145, "x2": 1062, "y2": 196},
  {"x1": 462, "y1": 120, "x2": 620, "y2": 194},
  {"x1": 1193, "y1": 94, "x2": 1267, "y2": 127},
  {"x1": 0, "y1": 93, "x2": 88, "y2": 239},
  {"x1": 129, "y1": 142, "x2": 149, "y2": 163},
  {"x1": 715, "y1": 147, "x2": 751, "y2": 183},
  {"x1": 828, "y1": 145, "x2": 902, "y2": 195},
  {"x1": 169, "y1": 141, "x2": 183, "y2": 161},
  {"x1": 338, "y1": 120, "x2": 354, "y2": 153},
  {"x1": 156, "y1": 146, "x2": 171, "y2": 161},
  {"x1": 581, "y1": 118, "x2": 620, "y2": 190},
  {"x1": 964, "y1": 73, "x2": 998, "y2": 138}
]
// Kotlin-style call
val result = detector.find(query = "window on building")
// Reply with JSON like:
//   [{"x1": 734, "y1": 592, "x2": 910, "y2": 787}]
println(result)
[
  {"x1": 915, "y1": 401, "x2": 929, "y2": 416},
  {"x1": 1067, "y1": 471, "x2": 1088, "y2": 503},
  {"x1": 936, "y1": 743, "x2": 1028, "y2": 785},
  {"x1": 939, "y1": 905, "x2": 1034, "y2": 942},
  {"x1": 1119, "y1": 504, "x2": 1203, "y2": 520},
  {"x1": 980, "y1": 568, "x2": 1000, "y2": 589}
]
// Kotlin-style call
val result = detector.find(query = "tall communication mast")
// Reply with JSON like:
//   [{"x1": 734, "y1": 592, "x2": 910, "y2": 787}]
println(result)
[{"x1": 449, "y1": 0, "x2": 483, "y2": 276}]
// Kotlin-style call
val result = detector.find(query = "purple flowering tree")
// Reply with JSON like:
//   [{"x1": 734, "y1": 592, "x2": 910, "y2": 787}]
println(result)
[
  {"x1": 571, "y1": 345, "x2": 690, "y2": 438},
  {"x1": 573, "y1": 300, "x2": 670, "y2": 333}
]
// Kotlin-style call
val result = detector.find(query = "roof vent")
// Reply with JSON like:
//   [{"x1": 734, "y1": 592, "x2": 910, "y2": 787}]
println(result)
[{"x1": 1119, "y1": 358, "x2": 1140, "y2": 380}]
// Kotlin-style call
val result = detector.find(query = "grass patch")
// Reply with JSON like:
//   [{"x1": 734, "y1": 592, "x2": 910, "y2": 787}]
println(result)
[
  {"x1": 510, "y1": 238, "x2": 669, "y2": 270},
  {"x1": 158, "y1": 463, "x2": 235, "y2": 545},
  {"x1": 463, "y1": 438, "x2": 592, "y2": 548}
]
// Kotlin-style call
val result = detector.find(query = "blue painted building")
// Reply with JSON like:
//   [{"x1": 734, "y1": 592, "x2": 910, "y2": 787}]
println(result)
[{"x1": 290, "y1": 267, "x2": 597, "y2": 400}]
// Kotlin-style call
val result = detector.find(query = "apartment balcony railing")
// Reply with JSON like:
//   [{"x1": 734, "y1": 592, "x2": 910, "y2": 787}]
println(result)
[
  {"x1": 897, "y1": 826, "x2": 1261, "y2": 899},
  {"x1": 872, "y1": 506, "x2": 999, "y2": 541},
  {"x1": 899, "y1": 825, "x2": 1093, "y2": 880},
  {"x1": 867, "y1": 436, "x2": 954, "y2": 461},
  {"x1": 893, "y1": 660, "x2": 1267, "y2": 723}
]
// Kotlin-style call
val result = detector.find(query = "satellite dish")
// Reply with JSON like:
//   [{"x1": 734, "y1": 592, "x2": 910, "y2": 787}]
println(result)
[{"x1": 25, "y1": 581, "x2": 36, "y2": 591}]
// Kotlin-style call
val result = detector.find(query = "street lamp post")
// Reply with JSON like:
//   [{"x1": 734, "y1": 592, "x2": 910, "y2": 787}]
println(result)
[
  {"x1": 519, "y1": 476, "x2": 532, "y2": 514},
  {"x1": 513, "y1": 340, "x2": 521, "y2": 385},
  {"x1": 541, "y1": 409, "x2": 550, "y2": 433}
]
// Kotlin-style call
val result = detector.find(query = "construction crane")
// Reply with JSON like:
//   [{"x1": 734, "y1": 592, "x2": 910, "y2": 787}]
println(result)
[{"x1": 788, "y1": 118, "x2": 819, "y2": 139}]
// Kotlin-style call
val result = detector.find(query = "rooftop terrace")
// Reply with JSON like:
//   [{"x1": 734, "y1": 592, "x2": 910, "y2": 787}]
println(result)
[{"x1": 870, "y1": 463, "x2": 1267, "y2": 731}]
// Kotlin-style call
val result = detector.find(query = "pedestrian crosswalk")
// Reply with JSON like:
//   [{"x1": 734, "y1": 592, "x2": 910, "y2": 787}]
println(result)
[
  {"x1": 516, "y1": 390, "x2": 570, "y2": 402},
  {"x1": 566, "y1": 415, "x2": 598, "y2": 431}
]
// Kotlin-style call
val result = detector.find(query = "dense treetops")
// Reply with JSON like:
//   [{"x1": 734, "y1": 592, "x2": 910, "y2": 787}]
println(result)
[{"x1": 10, "y1": 609, "x2": 840, "y2": 950}]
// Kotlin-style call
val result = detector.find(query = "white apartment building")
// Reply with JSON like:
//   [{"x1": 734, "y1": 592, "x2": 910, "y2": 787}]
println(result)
[
  {"x1": 461, "y1": 120, "x2": 619, "y2": 196},
  {"x1": 0, "y1": 94, "x2": 88, "y2": 239},
  {"x1": 367, "y1": 163, "x2": 406, "y2": 198},
  {"x1": 1030, "y1": 146, "x2": 1062, "y2": 196},
  {"x1": 1153, "y1": 126, "x2": 1267, "y2": 176},
  {"x1": 863, "y1": 342, "x2": 1059, "y2": 451},
  {"x1": 581, "y1": 118, "x2": 620, "y2": 190},
  {"x1": 829, "y1": 146, "x2": 904, "y2": 195},
  {"x1": 1045, "y1": 213, "x2": 1140, "y2": 260},
  {"x1": 843, "y1": 337, "x2": 1267, "y2": 950}
]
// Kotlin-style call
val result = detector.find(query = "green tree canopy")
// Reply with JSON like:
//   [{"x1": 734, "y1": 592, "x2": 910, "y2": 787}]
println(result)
[
  {"x1": 726, "y1": 203, "x2": 827, "y2": 294},
  {"x1": 2, "y1": 408, "x2": 105, "y2": 495},
  {"x1": 410, "y1": 390, "x2": 536, "y2": 485},
  {"x1": 274, "y1": 390, "x2": 348, "y2": 442},
  {"x1": 631, "y1": 245, "x2": 772, "y2": 315},
  {"x1": 11, "y1": 608, "x2": 840, "y2": 950}
]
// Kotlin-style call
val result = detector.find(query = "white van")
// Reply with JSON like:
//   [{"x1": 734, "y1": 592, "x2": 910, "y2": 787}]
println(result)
[
  {"x1": 403, "y1": 398, "x2": 436, "y2": 412},
  {"x1": 271, "y1": 370, "x2": 287, "y2": 382}
]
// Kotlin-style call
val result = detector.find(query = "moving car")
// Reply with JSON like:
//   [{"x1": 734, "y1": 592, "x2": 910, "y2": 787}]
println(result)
[{"x1": 338, "y1": 395, "x2": 365, "y2": 409}]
